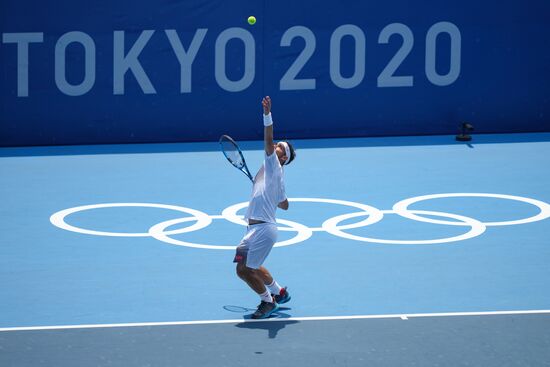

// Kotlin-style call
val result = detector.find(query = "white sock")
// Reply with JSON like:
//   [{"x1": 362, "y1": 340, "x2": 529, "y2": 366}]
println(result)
[
  {"x1": 259, "y1": 289, "x2": 273, "y2": 303},
  {"x1": 266, "y1": 280, "x2": 282, "y2": 295}
]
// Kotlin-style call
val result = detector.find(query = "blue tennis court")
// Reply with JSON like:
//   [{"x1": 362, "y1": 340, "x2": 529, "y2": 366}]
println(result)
[{"x1": 1, "y1": 133, "x2": 550, "y2": 366}]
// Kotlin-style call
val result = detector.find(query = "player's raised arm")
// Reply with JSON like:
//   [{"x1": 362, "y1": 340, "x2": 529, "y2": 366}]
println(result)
[{"x1": 262, "y1": 96, "x2": 275, "y2": 156}]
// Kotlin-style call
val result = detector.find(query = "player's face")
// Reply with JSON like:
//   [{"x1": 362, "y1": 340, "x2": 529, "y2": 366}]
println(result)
[{"x1": 274, "y1": 142, "x2": 287, "y2": 164}]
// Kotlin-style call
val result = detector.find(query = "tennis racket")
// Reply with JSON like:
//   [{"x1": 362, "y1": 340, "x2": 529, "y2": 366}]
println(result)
[{"x1": 219, "y1": 134, "x2": 254, "y2": 182}]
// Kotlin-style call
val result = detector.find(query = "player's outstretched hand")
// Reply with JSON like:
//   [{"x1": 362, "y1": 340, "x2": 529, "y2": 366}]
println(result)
[{"x1": 262, "y1": 96, "x2": 271, "y2": 115}]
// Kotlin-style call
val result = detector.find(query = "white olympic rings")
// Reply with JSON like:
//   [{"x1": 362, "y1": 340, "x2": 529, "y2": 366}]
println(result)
[
  {"x1": 323, "y1": 210, "x2": 486, "y2": 245},
  {"x1": 49, "y1": 193, "x2": 550, "y2": 249},
  {"x1": 49, "y1": 203, "x2": 212, "y2": 237}
]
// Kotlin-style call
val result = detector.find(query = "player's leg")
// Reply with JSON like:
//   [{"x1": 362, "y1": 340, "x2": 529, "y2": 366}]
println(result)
[
  {"x1": 236, "y1": 263, "x2": 267, "y2": 294},
  {"x1": 233, "y1": 223, "x2": 280, "y2": 318},
  {"x1": 235, "y1": 263, "x2": 279, "y2": 319},
  {"x1": 257, "y1": 266, "x2": 291, "y2": 304},
  {"x1": 256, "y1": 266, "x2": 273, "y2": 284},
  {"x1": 247, "y1": 225, "x2": 291, "y2": 304},
  {"x1": 234, "y1": 228, "x2": 272, "y2": 296}
]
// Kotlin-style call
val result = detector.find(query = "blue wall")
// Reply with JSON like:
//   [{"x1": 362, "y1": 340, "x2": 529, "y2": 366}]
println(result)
[{"x1": 1, "y1": 0, "x2": 549, "y2": 146}]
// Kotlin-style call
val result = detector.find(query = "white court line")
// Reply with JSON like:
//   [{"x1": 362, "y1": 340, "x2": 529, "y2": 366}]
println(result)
[{"x1": 1, "y1": 309, "x2": 549, "y2": 332}]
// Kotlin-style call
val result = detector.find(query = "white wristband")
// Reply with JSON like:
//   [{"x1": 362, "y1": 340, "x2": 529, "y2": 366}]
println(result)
[{"x1": 263, "y1": 113, "x2": 273, "y2": 127}]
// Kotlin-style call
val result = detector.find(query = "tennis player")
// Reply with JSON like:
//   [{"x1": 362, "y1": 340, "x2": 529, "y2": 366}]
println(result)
[{"x1": 234, "y1": 96, "x2": 296, "y2": 319}]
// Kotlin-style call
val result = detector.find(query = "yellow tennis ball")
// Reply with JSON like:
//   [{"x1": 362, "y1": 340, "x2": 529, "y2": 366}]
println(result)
[{"x1": 248, "y1": 16, "x2": 256, "y2": 25}]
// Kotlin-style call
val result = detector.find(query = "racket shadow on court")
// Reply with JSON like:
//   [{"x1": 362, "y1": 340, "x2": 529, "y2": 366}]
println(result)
[{"x1": 224, "y1": 305, "x2": 296, "y2": 338}]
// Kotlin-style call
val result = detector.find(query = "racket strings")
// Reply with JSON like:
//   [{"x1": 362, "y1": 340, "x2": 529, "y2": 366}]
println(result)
[{"x1": 220, "y1": 139, "x2": 245, "y2": 168}]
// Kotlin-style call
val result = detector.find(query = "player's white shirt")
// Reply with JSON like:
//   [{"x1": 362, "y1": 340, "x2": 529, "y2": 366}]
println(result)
[{"x1": 244, "y1": 151, "x2": 286, "y2": 224}]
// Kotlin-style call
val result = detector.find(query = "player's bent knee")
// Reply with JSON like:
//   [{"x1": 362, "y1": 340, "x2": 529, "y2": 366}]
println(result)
[
  {"x1": 236, "y1": 263, "x2": 256, "y2": 279},
  {"x1": 236, "y1": 263, "x2": 251, "y2": 278}
]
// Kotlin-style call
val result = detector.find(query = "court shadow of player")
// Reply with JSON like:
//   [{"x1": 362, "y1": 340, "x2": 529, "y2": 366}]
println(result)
[{"x1": 236, "y1": 316, "x2": 298, "y2": 339}]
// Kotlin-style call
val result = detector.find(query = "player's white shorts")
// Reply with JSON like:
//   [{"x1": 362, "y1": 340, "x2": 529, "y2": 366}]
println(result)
[{"x1": 233, "y1": 223, "x2": 277, "y2": 269}]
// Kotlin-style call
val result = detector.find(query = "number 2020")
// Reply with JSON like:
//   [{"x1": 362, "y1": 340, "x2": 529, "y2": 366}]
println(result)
[{"x1": 279, "y1": 21, "x2": 461, "y2": 90}]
